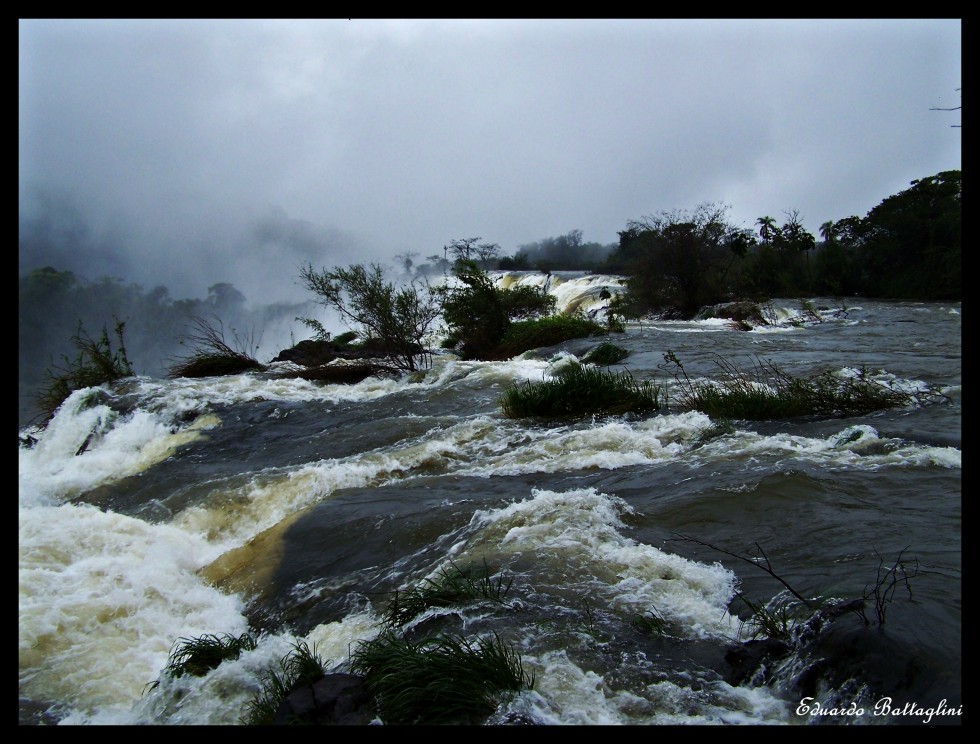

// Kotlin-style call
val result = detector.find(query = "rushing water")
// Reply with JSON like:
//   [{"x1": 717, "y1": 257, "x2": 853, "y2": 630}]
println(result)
[{"x1": 18, "y1": 276, "x2": 961, "y2": 726}]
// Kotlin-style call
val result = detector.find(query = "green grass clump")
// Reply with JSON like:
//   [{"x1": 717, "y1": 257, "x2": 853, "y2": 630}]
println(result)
[
  {"x1": 349, "y1": 632, "x2": 534, "y2": 725},
  {"x1": 690, "y1": 418, "x2": 736, "y2": 449},
  {"x1": 500, "y1": 365, "x2": 663, "y2": 419},
  {"x1": 631, "y1": 608, "x2": 668, "y2": 636},
  {"x1": 734, "y1": 593, "x2": 794, "y2": 641},
  {"x1": 145, "y1": 633, "x2": 329, "y2": 725},
  {"x1": 146, "y1": 632, "x2": 257, "y2": 692},
  {"x1": 662, "y1": 351, "x2": 942, "y2": 420},
  {"x1": 35, "y1": 320, "x2": 135, "y2": 424},
  {"x1": 581, "y1": 341, "x2": 629, "y2": 366},
  {"x1": 491, "y1": 314, "x2": 607, "y2": 360},
  {"x1": 241, "y1": 640, "x2": 329, "y2": 725},
  {"x1": 383, "y1": 560, "x2": 514, "y2": 629}
]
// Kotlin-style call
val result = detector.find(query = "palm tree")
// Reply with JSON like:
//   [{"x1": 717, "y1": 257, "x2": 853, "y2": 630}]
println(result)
[
  {"x1": 820, "y1": 220, "x2": 836, "y2": 245},
  {"x1": 756, "y1": 216, "x2": 778, "y2": 245}
]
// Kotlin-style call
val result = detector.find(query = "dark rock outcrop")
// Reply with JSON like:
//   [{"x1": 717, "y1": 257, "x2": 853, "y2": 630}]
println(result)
[
  {"x1": 271, "y1": 673, "x2": 375, "y2": 725},
  {"x1": 290, "y1": 364, "x2": 384, "y2": 384},
  {"x1": 272, "y1": 340, "x2": 339, "y2": 367}
]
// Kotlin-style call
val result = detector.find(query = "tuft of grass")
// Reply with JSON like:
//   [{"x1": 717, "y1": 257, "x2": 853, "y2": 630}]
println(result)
[
  {"x1": 734, "y1": 592, "x2": 793, "y2": 641},
  {"x1": 691, "y1": 418, "x2": 736, "y2": 448},
  {"x1": 241, "y1": 640, "x2": 329, "y2": 725},
  {"x1": 348, "y1": 631, "x2": 534, "y2": 725},
  {"x1": 383, "y1": 560, "x2": 513, "y2": 629},
  {"x1": 35, "y1": 319, "x2": 135, "y2": 424},
  {"x1": 500, "y1": 365, "x2": 663, "y2": 419},
  {"x1": 700, "y1": 301, "x2": 767, "y2": 328},
  {"x1": 241, "y1": 667, "x2": 295, "y2": 726},
  {"x1": 631, "y1": 607, "x2": 668, "y2": 636},
  {"x1": 491, "y1": 314, "x2": 608, "y2": 360},
  {"x1": 169, "y1": 315, "x2": 265, "y2": 378},
  {"x1": 333, "y1": 330, "x2": 360, "y2": 348},
  {"x1": 146, "y1": 632, "x2": 257, "y2": 692},
  {"x1": 581, "y1": 342, "x2": 629, "y2": 366},
  {"x1": 578, "y1": 598, "x2": 606, "y2": 641},
  {"x1": 169, "y1": 352, "x2": 264, "y2": 378},
  {"x1": 660, "y1": 351, "x2": 942, "y2": 420}
]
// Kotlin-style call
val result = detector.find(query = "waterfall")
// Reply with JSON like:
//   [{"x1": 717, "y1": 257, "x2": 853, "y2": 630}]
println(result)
[{"x1": 492, "y1": 270, "x2": 628, "y2": 319}]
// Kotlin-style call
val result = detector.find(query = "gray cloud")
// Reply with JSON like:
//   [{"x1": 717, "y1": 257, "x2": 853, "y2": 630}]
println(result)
[{"x1": 19, "y1": 18, "x2": 961, "y2": 304}]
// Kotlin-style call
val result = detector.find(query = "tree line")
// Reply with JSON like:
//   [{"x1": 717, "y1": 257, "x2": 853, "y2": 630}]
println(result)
[
  {"x1": 398, "y1": 169, "x2": 960, "y2": 316},
  {"x1": 598, "y1": 170, "x2": 960, "y2": 318}
]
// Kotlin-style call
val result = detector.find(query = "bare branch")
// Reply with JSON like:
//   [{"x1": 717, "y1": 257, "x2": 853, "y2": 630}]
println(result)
[{"x1": 671, "y1": 533, "x2": 815, "y2": 609}]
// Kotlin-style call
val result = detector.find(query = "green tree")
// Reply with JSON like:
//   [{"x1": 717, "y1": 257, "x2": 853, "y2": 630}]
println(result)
[
  {"x1": 718, "y1": 228, "x2": 756, "y2": 295},
  {"x1": 514, "y1": 229, "x2": 614, "y2": 272},
  {"x1": 775, "y1": 210, "x2": 817, "y2": 292},
  {"x1": 608, "y1": 203, "x2": 739, "y2": 317},
  {"x1": 497, "y1": 252, "x2": 531, "y2": 270},
  {"x1": 394, "y1": 252, "x2": 420, "y2": 274},
  {"x1": 756, "y1": 216, "x2": 779, "y2": 246},
  {"x1": 819, "y1": 220, "x2": 836, "y2": 244},
  {"x1": 813, "y1": 219, "x2": 859, "y2": 296},
  {"x1": 205, "y1": 283, "x2": 247, "y2": 319},
  {"x1": 436, "y1": 260, "x2": 556, "y2": 360},
  {"x1": 299, "y1": 263, "x2": 440, "y2": 372},
  {"x1": 442, "y1": 237, "x2": 503, "y2": 269},
  {"x1": 856, "y1": 170, "x2": 961, "y2": 299}
]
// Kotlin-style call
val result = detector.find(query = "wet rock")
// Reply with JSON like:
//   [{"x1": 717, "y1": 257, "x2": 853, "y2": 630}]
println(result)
[
  {"x1": 272, "y1": 340, "x2": 338, "y2": 367},
  {"x1": 272, "y1": 673, "x2": 375, "y2": 725},
  {"x1": 722, "y1": 637, "x2": 791, "y2": 686},
  {"x1": 290, "y1": 364, "x2": 382, "y2": 384}
]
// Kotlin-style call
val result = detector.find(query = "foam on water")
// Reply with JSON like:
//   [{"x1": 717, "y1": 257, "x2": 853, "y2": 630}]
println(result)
[
  {"x1": 456, "y1": 412, "x2": 712, "y2": 476},
  {"x1": 698, "y1": 423, "x2": 961, "y2": 470},
  {"x1": 55, "y1": 609, "x2": 383, "y2": 725},
  {"x1": 19, "y1": 503, "x2": 247, "y2": 719},
  {"x1": 505, "y1": 649, "x2": 793, "y2": 725},
  {"x1": 22, "y1": 373, "x2": 957, "y2": 580},
  {"x1": 18, "y1": 388, "x2": 218, "y2": 507},
  {"x1": 450, "y1": 487, "x2": 739, "y2": 640}
]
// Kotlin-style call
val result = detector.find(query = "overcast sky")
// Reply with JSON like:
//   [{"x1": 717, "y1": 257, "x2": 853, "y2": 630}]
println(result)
[{"x1": 19, "y1": 18, "x2": 961, "y2": 307}]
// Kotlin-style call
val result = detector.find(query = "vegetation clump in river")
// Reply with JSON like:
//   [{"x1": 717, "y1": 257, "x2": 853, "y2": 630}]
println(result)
[
  {"x1": 500, "y1": 365, "x2": 664, "y2": 419},
  {"x1": 661, "y1": 351, "x2": 949, "y2": 420}
]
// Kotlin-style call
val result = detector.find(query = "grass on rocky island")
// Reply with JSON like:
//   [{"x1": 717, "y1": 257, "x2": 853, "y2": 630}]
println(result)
[
  {"x1": 146, "y1": 632, "x2": 258, "y2": 691},
  {"x1": 145, "y1": 633, "x2": 329, "y2": 725},
  {"x1": 490, "y1": 314, "x2": 611, "y2": 360},
  {"x1": 500, "y1": 365, "x2": 664, "y2": 419},
  {"x1": 382, "y1": 560, "x2": 514, "y2": 630},
  {"x1": 733, "y1": 592, "x2": 795, "y2": 641},
  {"x1": 661, "y1": 351, "x2": 945, "y2": 420},
  {"x1": 348, "y1": 631, "x2": 534, "y2": 725},
  {"x1": 168, "y1": 315, "x2": 265, "y2": 378}
]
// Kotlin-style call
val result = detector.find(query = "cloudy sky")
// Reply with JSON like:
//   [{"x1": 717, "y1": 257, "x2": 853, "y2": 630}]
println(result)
[{"x1": 19, "y1": 18, "x2": 961, "y2": 307}]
